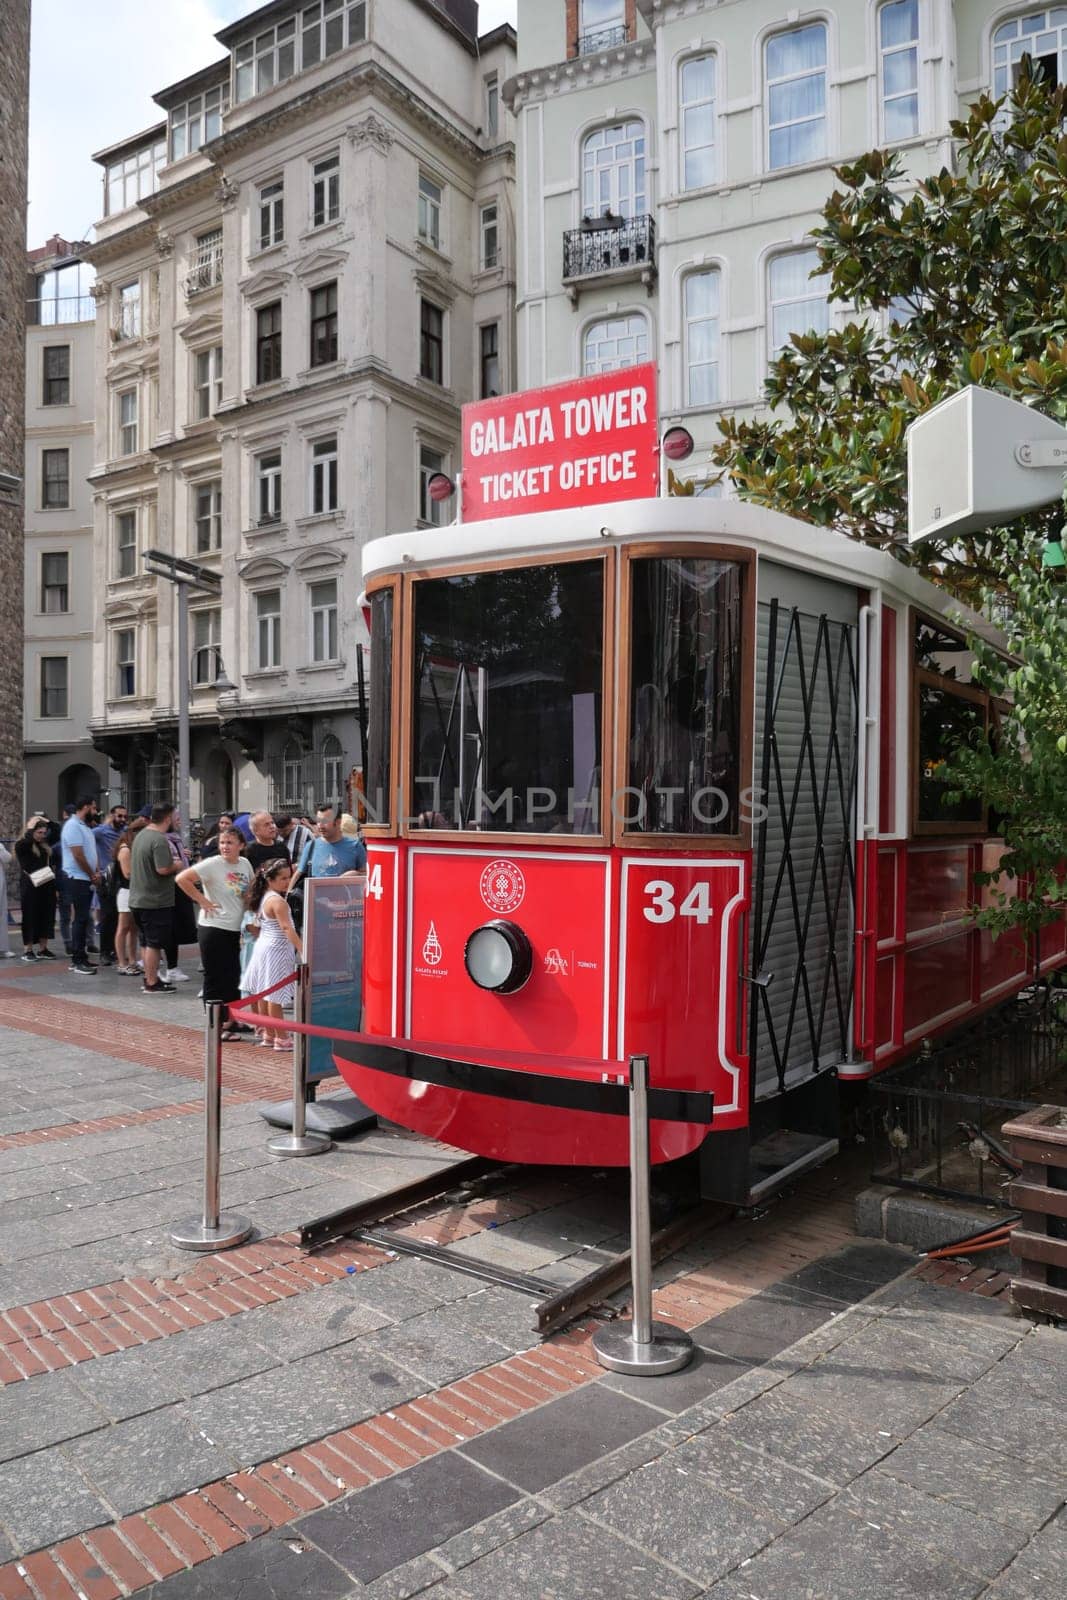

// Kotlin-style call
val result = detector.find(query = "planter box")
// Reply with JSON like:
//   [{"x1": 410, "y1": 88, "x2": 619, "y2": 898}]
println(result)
[{"x1": 1003, "y1": 1104, "x2": 1067, "y2": 1318}]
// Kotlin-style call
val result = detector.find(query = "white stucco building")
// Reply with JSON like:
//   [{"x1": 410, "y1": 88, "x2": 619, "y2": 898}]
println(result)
[
  {"x1": 85, "y1": 0, "x2": 516, "y2": 822},
  {"x1": 507, "y1": 0, "x2": 1053, "y2": 480},
  {"x1": 23, "y1": 238, "x2": 107, "y2": 818}
]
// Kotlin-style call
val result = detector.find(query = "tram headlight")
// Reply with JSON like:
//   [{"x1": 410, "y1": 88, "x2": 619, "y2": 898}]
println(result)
[{"x1": 464, "y1": 921, "x2": 532, "y2": 995}]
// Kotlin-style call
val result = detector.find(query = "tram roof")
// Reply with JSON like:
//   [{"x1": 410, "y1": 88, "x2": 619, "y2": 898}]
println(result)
[{"x1": 362, "y1": 498, "x2": 1005, "y2": 648}]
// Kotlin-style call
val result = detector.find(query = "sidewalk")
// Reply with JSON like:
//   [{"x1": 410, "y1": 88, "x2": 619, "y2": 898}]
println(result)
[{"x1": 0, "y1": 962, "x2": 1062, "y2": 1600}]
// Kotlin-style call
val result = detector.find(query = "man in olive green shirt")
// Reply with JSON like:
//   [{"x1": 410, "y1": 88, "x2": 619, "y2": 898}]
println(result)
[{"x1": 129, "y1": 803, "x2": 181, "y2": 993}]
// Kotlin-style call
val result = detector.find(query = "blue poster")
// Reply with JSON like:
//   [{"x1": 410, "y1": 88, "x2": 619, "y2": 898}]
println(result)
[{"x1": 304, "y1": 879, "x2": 363, "y2": 1084}]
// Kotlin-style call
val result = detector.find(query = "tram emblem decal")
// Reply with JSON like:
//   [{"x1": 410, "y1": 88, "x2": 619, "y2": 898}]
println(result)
[
  {"x1": 544, "y1": 948, "x2": 569, "y2": 976},
  {"x1": 421, "y1": 922, "x2": 443, "y2": 966},
  {"x1": 480, "y1": 859, "x2": 526, "y2": 914}
]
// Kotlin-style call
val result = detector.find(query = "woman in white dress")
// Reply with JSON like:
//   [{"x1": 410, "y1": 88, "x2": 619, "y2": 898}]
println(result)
[{"x1": 241, "y1": 857, "x2": 303, "y2": 1049}]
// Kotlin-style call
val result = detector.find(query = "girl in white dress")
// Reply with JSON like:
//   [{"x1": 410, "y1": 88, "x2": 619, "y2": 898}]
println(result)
[{"x1": 241, "y1": 857, "x2": 303, "y2": 1049}]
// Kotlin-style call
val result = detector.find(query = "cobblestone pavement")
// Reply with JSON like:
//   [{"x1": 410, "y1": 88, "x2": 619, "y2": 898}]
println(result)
[{"x1": 0, "y1": 957, "x2": 1063, "y2": 1599}]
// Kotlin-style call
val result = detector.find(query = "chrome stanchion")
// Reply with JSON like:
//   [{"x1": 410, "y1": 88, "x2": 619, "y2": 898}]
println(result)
[
  {"x1": 592, "y1": 1055, "x2": 694, "y2": 1376},
  {"x1": 267, "y1": 964, "x2": 332, "y2": 1158},
  {"x1": 170, "y1": 1001, "x2": 254, "y2": 1251}
]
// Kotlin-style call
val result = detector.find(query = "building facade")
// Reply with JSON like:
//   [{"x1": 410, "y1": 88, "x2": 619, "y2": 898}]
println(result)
[
  {"x1": 86, "y1": 0, "x2": 516, "y2": 821},
  {"x1": 23, "y1": 239, "x2": 107, "y2": 817},
  {"x1": 0, "y1": 0, "x2": 31, "y2": 840},
  {"x1": 507, "y1": 0, "x2": 1042, "y2": 478}
]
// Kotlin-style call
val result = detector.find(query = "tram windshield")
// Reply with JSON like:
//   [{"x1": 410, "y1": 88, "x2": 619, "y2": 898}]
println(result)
[
  {"x1": 411, "y1": 559, "x2": 604, "y2": 833},
  {"x1": 628, "y1": 556, "x2": 742, "y2": 834}
]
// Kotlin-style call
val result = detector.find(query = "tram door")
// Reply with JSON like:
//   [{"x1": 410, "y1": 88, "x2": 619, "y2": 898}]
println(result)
[{"x1": 749, "y1": 562, "x2": 859, "y2": 1107}]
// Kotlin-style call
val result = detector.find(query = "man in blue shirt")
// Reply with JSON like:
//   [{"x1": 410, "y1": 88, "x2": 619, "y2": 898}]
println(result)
[
  {"x1": 61, "y1": 796, "x2": 100, "y2": 974},
  {"x1": 93, "y1": 803, "x2": 128, "y2": 966},
  {"x1": 294, "y1": 803, "x2": 367, "y2": 881}
]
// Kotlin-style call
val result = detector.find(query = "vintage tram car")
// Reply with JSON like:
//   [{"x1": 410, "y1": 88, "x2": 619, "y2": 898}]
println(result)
[{"x1": 332, "y1": 496, "x2": 1063, "y2": 1205}]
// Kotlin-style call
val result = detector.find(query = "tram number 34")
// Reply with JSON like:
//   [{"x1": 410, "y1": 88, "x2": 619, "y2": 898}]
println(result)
[
  {"x1": 642, "y1": 880, "x2": 715, "y2": 926},
  {"x1": 366, "y1": 864, "x2": 385, "y2": 900}
]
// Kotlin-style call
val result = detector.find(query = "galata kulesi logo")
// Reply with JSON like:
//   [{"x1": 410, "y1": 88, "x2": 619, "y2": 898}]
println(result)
[{"x1": 422, "y1": 922, "x2": 443, "y2": 966}]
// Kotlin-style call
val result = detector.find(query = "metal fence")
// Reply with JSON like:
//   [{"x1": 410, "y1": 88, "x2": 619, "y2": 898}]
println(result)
[
  {"x1": 563, "y1": 214, "x2": 655, "y2": 281},
  {"x1": 868, "y1": 982, "x2": 1067, "y2": 1208}
]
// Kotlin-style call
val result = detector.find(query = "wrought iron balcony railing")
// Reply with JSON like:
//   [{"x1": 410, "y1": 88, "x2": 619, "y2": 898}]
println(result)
[
  {"x1": 185, "y1": 250, "x2": 224, "y2": 297},
  {"x1": 577, "y1": 24, "x2": 628, "y2": 54},
  {"x1": 563, "y1": 213, "x2": 655, "y2": 284}
]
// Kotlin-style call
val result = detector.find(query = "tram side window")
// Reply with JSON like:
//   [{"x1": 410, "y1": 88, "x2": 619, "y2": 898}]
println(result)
[
  {"x1": 366, "y1": 588, "x2": 393, "y2": 824},
  {"x1": 411, "y1": 560, "x2": 604, "y2": 833},
  {"x1": 627, "y1": 557, "x2": 743, "y2": 835},
  {"x1": 913, "y1": 616, "x2": 987, "y2": 831}
]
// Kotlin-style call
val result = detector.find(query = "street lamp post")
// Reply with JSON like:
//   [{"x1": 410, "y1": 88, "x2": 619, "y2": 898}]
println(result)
[{"x1": 143, "y1": 549, "x2": 224, "y2": 851}]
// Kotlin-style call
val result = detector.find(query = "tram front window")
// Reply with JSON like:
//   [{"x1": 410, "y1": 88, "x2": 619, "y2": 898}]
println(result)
[
  {"x1": 628, "y1": 556, "x2": 742, "y2": 834},
  {"x1": 412, "y1": 560, "x2": 603, "y2": 833}
]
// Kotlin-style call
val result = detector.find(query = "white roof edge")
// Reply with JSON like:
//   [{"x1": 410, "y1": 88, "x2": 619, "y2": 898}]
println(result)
[{"x1": 362, "y1": 497, "x2": 1004, "y2": 648}]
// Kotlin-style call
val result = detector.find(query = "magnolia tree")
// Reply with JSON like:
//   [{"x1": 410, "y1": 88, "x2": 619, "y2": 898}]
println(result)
[{"x1": 710, "y1": 75, "x2": 1067, "y2": 935}]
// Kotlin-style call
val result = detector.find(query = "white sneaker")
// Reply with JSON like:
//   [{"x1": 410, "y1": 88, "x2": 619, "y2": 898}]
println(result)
[{"x1": 164, "y1": 966, "x2": 191, "y2": 983}]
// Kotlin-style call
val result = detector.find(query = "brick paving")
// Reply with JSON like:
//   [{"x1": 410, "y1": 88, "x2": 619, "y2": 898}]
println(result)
[{"x1": 0, "y1": 972, "x2": 1061, "y2": 1599}]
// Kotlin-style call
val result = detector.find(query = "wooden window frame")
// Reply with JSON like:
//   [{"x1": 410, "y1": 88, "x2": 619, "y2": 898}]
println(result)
[
  {"x1": 910, "y1": 607, "x2": 990, "y2": 839},
  {"x1": 615, "y1": 542, "x2": 755, "y2": 853}
]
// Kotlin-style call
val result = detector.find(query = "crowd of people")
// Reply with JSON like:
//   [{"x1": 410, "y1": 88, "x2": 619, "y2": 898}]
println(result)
[{"x1": 1, "y1": 800, "x2": 367, "y2": 1047}]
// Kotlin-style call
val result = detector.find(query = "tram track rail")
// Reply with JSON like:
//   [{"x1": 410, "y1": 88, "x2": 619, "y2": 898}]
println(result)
[{"x1": 298, "y1": 1158, "x2": 728, "y2": 1335}]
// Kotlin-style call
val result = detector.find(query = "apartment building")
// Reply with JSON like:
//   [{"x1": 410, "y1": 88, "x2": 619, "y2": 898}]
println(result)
[
  {"x1": 507, "y1": 0, "x2": 1043, "y2": 477},
  {"x1": 23, "y1": 239, "x2": 108, "y2": 817},
  {"x1": 85, "y1": 0, "x2": 516, "y2": 820}
]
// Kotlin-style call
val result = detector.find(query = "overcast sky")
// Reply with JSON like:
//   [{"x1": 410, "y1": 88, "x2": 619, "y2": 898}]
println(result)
[{"x1": 28, "y1": 0, "x2": 518, "y2": 246}]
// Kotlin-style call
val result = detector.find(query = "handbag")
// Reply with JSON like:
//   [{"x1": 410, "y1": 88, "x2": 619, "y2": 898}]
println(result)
[{"x1": 29, "y1": 865, "x2": 55, "y2": 888}]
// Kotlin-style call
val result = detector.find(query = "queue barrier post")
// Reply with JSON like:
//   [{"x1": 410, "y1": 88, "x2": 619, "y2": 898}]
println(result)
[
  {"x1": 169, "y1": 1001, "x2": 254, "y2": 1252},
  {"x1": 592, "y1": 1054, "x2": 694, "y2": 1376},
  {"x1": 267, "y1": 963, "x2": 332, "y2": 1158}
]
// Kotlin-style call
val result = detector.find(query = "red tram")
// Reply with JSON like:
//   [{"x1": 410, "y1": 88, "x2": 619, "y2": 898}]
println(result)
[{"x1": 333, "y1": 495, "x2": 1065, "y2": 1205}]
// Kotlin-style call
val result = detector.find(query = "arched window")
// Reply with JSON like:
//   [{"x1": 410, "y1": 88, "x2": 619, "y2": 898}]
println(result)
[
  {"x1": 282, "y1": 737, "x2": 305, "y2": 808},
  {"x1": 879, "y1": 1, "x2": 919, "y2": 140},
  {"x1": 768, "y1": 248, "x2": 829, "y2": 358},
  {"x1": 993, "y1": 9, "x2": 1067, "y2": 97},
  {"x1": 766, "y1": 22, "x2": 827, "y2": 170},
  {"x1": 321, "y1": 733, "x2": 344, "y2": 805},
  {"x1": 679, "y1": 55, "x2": 717, "y2": 190},
  {"x1": 582, "y1": 121, "x2": 646, "y2": 220},
  {"x1": 684, "y1": 271, "x2": 721, "y2": 406},
  {"x1": 583, "y1": 313, "x2": 649, "y2": 375}
]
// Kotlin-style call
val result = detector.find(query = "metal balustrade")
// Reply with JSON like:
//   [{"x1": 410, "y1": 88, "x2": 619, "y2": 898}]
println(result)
[{"x1": 562, "y1": 213, "x2": 655, "y2": 283}]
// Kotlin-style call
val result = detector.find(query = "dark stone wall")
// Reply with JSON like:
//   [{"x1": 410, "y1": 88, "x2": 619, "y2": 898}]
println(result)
[{"x1": 0, "y1": 0, "x2": 30, "y2": 837}]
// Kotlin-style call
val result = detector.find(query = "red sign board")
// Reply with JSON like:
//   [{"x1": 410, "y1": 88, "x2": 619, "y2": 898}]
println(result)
[{"x1": 461, "y1": 362, "x2": 659, "y2": 522}]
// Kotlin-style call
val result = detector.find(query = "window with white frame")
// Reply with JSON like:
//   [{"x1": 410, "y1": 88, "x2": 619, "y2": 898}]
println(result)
[
  {"x1": 194, "y1": 346, "x2": 223, "y2": 419},
  {"x1": 169, "y1": 84, "x2": 227, "y2": 160},
  {"x1": 118, "y1": 280, "x2": 141, "y2": 339},
  {"x1": 578, "y1": 0, "x2": 626, "y2": 54},
  {"x1": 480, "y1": 203, "x2": 499, "y2": 269},
  {"x1": 310, "y1": 151, "x2": 340, "y2": 227},
  {"x1": 766, "y1": 23, "x2": 828, "y2": 170},
  {"x1": 479, "y1": 322, "x2": 500, "y2": 398},
  {"x1": 256, "y1": 588, "x2": 282, "y2": 669},
  {"x1": 321, "y1": 733, "x2": 344, "y2": 803},
  {"x1": 42, "y1": 345, "x2": 71, "y2": 406},
  {"x1": 234, "y1": 17, "x2": 296, "y2": 103},
  {"x1": 880, "y1": 1, "x2": 919, "y2": 140},
  {"x1": 418, "y1": 443, "x2": 447, "y2": 526},
  {"x1": 256, "y1": 450, "x2": 282, "y2": 524},
  {"x1": 581, "y1": 121, "x2": 646, "y2": 220},
  {"x1": 309, "y1": 578, "x2": 339, "y2": 662},
  {"x1": 192, "y1": 608, "x2": 222, "y2": 686},
  {"x1": 300, "y1": 0, "x2": 366, "y2": 66},
  {"x1": 118, "y1": 389, "x2": 138, "y2": 455},
  {"x1": 282, "y1": 737, "x2": 305, "y2": 805},
  {"x1": 484, "y1": 72, "x2": 499, "y2": 137},
  {"x1": 768, "y1": 248, "x2": 830, "y2": 356},
  {"x1": 582, "y1": 312, "x2": 648, "y2": 375},
  {"x1": 40, "y1": 552, "x2": 70, "y2": 614},
  {"x1": 115, "y1": 628, "x2": 136, "y2": 698},
  {"x1": 39, "y1": 656, "x2": 69, "y2": 719},
  {"x1": 258, "y1": 178, "x2": 284, "y2": 249},
  {"x1": 680, "y1": 54, "x2": 717, "y2": 190},
  {"x1": 106, "y1": 139, "x2": 166, "y2": 216},
  {"x1": 311, "y1": 436, "x2": 338, "y2": 513},
  {"x1": 194, "y1": 481, "x2": 222, "y2": 553},
  {"x1": 190, "y1": 228, "x2": 223, "y2": 293},
  {"x1": 685, "y1": 270, "x2": 721, "y2": 406},
  {"x1": 41, "y1": 448, "x2": 70, "y2": 509},
  {"x1": 115, "y1": 510, "x2": 137, "y2": 578},
  {"x1": 418, "y1": 172, "x2": 443, "y2": 248},
  {"x1": 993, "y1": 9, "x2": 1067, "y2": 97}
]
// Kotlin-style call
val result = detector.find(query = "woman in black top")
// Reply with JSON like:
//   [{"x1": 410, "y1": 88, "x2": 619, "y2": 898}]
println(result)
[{"x1": 15, "y1": 817, "x2": 58, "y2": 961}]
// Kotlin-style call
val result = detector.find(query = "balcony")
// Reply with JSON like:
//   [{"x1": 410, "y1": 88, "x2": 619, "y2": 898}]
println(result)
[
  {"x1": 562, "y1": 212, "x2": 656, "y2": 302},
  {"x1": 185, "y1": 249, "x2": 224, "y2": 298},
  {"x1": 577, "y1": 23, "x2": 628, "y2": 54}
]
